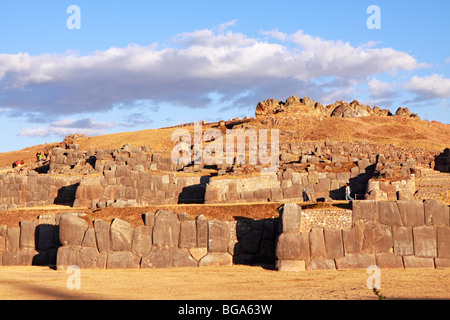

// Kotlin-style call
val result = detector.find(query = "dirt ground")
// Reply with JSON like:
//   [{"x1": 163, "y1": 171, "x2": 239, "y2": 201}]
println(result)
[{"x1": 0, "y1": 265, "x2": 448, "y2": 300}]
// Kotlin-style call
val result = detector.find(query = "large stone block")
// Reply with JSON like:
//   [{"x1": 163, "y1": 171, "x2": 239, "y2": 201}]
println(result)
[
  {"x1": 403, "y1": 256, "x2": 435, "y2": 269},
  {"x1": 352, "y1": 200, "x2": 378, "y2": 221},
  {"x1": 306, "y1": 259, "x2": 336, "y2": 271},
  {"x1": 437, "y1": 226, "x2": 450, "y2": 259},
  {"x1": 0, "y1": 225, "x2": 7, "y2": 252},
  {"x1": 179, "y1": 220, "x2": 197, "y2": 249},
  {"x1": 375, "y1": 253, "x2": 404, "y2": 269},
  {"x1": 19, "y1": 220, "x2": 38, "y2": 250},
  {"x1": 81, "y1": 229, "x2": 97, "y2": 247},
  {"x1": 59, "y1": 215, "x2": 89, "y2": 246},
  {"x1": 110, "y1": 218, "x2": 134, "y2": 251},
  {"x1": 153, "y1": 210, "x2": 180, "y2": 247},
  {"x1": 196, "y1": 215, "x2": 208, "y2": 248},
  {"x1": 413, "y1": 226, "x2": 437, "y2": 257},
  {"x1": 324, "y1": 228, "x2": 344, "y2": 259},
  {"x1": 141, "y1": 246, "x2": 197, "y2": 268},
  {"x1": 396, "y1": 200, "x2": 424, "y2": 227},
  {"x1": 132, "y1": 225, "x2": 153, "y2": 257},
  {"x1": 208, "y1": 220, "x2": 229, "y2": 252},
  {"x1": 94, "y1": 219, "x2": 110, "y2": 253},
  {"x1": 342, "y1": 221, "x2": 364, "y2": 254},
  {"x1": 361, "y1": 224, "x2": 393, "y2": 254},
  {"x1": 6, "y1": 227, "x2": 20, "y2": 251},
  {"x1": 78, "y1": 247, "x2": 107, "y2": 269},
  {"x1": 56, "y1": 245, "x2": 80, "y2": 270},
  {"x1": 392, "y1": 226, "x2": 414, "y2": 256},
  {"x1": 378, "y1": 201, "x2": 403, "y2": 227},
  {"x1": 278, "y1": 203, "x2": 301, "y2": 233},
  {"x1": 198, "y1": 252, "x2": 232, "y2": 267},
  {"x1": 276, "y1": 260, "x2": 306, "y2": 272},
  {"x1": 106, "y1": 251, "x2": 141, "y2": 269},
  {"x1": 335, "y1": 253, "x2": 376, "y2": 270},
  {"x1": 309, "y1": 228, "x2": 327, "y2": 260},
  {"x1": 424, "y1": 199, "x2": 449, "y2": 226},
  {"x1": 2, "y1": 250, "x2": 39, "y2": 266},
  {"x1": 276, "y1": 233, "x2": 303, "y2": 260}
]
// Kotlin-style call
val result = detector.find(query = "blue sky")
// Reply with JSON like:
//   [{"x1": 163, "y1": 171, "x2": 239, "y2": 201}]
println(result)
[{"x1": 0, "y1": 0, "x2": 449, "y2": 152}]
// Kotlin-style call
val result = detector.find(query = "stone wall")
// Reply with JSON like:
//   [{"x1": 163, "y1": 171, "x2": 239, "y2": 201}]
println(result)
[
  {"x1": 2, "y1": 200, "x2": 449, "y2": 271},
  {"x1": 276, "y1": 200, "x2": 450, "y2": 271},
  {"x1": 0, "y1": 210, "x2": 278, "y2": 269},
  {"x1": 0, "y1": 171, "x2": 81, "y2": 211}
]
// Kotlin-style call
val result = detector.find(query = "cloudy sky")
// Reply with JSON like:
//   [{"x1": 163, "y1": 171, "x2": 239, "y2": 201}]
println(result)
[{"x1": 0, "y1": 1, "x2": 449, "y2": 152}]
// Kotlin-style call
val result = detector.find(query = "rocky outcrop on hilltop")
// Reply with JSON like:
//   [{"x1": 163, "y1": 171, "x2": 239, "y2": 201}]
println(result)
[{"x1": 255, "y1": 95, "x2": 419, "y2": 120}]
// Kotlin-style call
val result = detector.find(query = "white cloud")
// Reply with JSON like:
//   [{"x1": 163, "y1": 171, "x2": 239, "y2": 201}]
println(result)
[
  {"x1": 368, "y1": 78, "x2": 397, "y2": 99},
  {"x1": 0, "y1": 25, "x2": 427, "y2": 120},
  {"x1": 18, "y1": 118, "x2": 115, "y2": 138},
  {"x1": 403, "y1": 74, "x2": 450, "y2": 100}
]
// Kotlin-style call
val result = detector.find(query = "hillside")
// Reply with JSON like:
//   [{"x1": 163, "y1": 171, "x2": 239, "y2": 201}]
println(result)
[{"x1": 1, "y1": 110, "x2": 449, "y2": 170}]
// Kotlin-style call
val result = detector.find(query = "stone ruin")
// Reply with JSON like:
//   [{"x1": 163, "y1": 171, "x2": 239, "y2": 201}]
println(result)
[
  {"x1": 0, "y1": 137, "x2": 447, "y2": 211},
  {"x1": 0, "y1": 200, "x2": 449, "y2": 271}
]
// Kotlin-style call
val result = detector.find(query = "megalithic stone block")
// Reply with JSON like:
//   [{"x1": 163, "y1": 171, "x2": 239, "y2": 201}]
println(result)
[
  {"x1": 424, "y1": 199, "x2": 449, "y2": 226},
  {"x1": 110, "y1": 218, "x2": 134, "y2": 251},
  {"x1": 208, "y1": 220, "x2": 229, "y2": 252},
  {"x1": 94, "y1": 219, "x2": 110, "y2": 253},
  {"x1": 153, "y1": 210, "x2": 180, "y2": 247},
  {"x1": 59, "y1": 215, "x2": 89, "y2": 247},
  {"x1": 278, "y1": 202, "x2": 301, "y2": 233},
  {"x1": 413, "y1": 226, "x2": 437, "y2": 257},
  {"x1": 19, "y1": 220, "x2": 38, "y2": 250}
]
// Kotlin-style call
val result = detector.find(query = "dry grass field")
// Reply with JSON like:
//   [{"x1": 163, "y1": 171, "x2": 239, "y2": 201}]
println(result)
[{"x1": 0, "y1": 265, "x2": 449, "y2": 300}]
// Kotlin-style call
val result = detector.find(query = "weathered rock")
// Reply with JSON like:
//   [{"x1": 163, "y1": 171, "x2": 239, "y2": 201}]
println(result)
[
  {"x1": 179, "y1": 220, "x2": 197, "y2": 249},
  {"x1": 198, "y1": 252, "x2": 233, "y2": 267},
  {"x1": 437, "y1": 226, "x2": 450, "y2": 259},
  {"x1": 403, "y1": 256, "x2": 435, "y2": 269},
  {"x1": 276, "y1": 260, "x2": 306, "y2": 272},
  {"x1": 396, "y1": 200, "x2": 424, "y2": 227},
  {"x1": 19, "y1": 220, "x2": 38, "y2": 250},
  {"x1": 141, "y1": 246, "x2": 197, "y2": 268},
  {"x1": 413, "y1": 226, "x2": 437, "y2": 257},
  {"x1": 94, "y1": 219, "x2": 110, "y2": 253},
  {"x1": 278, "y1": 203, "x2": 301, "y2": 233},
  {"x1": 208, "y1": 220, "x2": 229, "y2": 252},
  {"x1": 392, "y1": 226, "x2": 414, "y2": 256},
  {"x1": 309, "y1": 228, "x2": 327, "y2": 260},
  {"x1": 152, "y1": 210, "x2": 180, "y2": 247},
  {"x1": 276, "y1": 233, "x2": 302, "y2": 260},
  {"x1": 378, "y1": 201, "x2": 403, "y2": 227},
  {"x1": 306, "y1": 259, "x2": 336, "y2": 271},
  {"x1": 2, "y1": 250, "x2": 39, "y2": 266},
  {"x1": 375, "y1": 253, "x2": 404, "y2": 269},
  {"x1": 56, "y1": 245, "x2": 80, "y2": 270},
  {"x1": 424, "y1": 199, "x2": 449, "y2": 226},
  {"x1": 324, "y1": 228, "x2": 344, "y2": 259},
  {"x1": 352, "y1": 200, "x2": 378, "y2": 221},
  {"x1": 110, "y1": 218, "x2": 134, "y2": 251},
  {"x1": 78, "y1": 247, "x2": 107, "y2": 269},
  {"x1": 196, "y1": 215, "x2": 208, "y2": 248},
  {"x1": 106, "y1": 251, "x2": 141, "y2": 269},
  {"x1": 59, "y1": 215, "x2": 89, "y2": 246},
  {"x1": 6, "y1": 228, "x2": 21, "y2": 252},
  {"x1": 132, "y1": 225, "x2": 153, "y2": 257},
  {"x1": 342, "y1": 221, "x2": 364, "y2": 254},
  {"x1": 335, "y1": 253, "x2": 376, "y2": 270},
  {"x1": 81, "y1": 228, "x2": 97, "y2": 248}
]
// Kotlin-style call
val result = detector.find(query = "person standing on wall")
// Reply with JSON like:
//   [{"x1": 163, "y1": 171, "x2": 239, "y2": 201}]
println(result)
[{"x1": 345, "y1": 183, "x2": 353, "y2": 201}]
